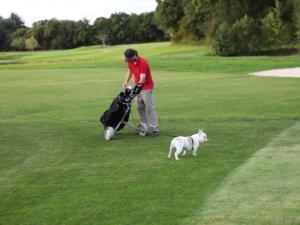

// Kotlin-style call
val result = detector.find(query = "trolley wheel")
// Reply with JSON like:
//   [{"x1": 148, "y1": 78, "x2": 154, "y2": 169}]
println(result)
[
  {"x1": 104, "y1": 127, "x2": 115, "y2": 140},
  {"x1": 137, "y1": 123, "x2": 148, "y2": 136}
]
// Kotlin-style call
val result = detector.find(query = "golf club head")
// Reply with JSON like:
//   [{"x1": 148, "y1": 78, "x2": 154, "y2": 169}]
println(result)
[
  {"x1": 137, "y1": 123, "x2": 148, "y2": 136},
  {"x1": 104, "y1": 127, "x2": 115, "y2": 140}
]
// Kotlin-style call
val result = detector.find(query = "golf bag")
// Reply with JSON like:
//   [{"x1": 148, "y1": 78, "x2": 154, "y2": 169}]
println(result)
[{"x1": 100, "y1": 86, "x2": 148, "y2": 140}]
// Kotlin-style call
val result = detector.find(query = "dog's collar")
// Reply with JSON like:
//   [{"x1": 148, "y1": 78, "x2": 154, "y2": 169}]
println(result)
[{"x1": 189, "y1": 136, "x2": 194, "y2": 150}]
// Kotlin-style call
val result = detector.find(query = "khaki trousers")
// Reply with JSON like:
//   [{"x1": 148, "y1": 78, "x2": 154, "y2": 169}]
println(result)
[{"x1": 135, "y1": 89, "x2": 159, "y2": 132}]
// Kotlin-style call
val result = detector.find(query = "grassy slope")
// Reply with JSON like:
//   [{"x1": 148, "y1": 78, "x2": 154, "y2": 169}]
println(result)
[
  {"x1": 0, "y1": 43, "x2": 300, "y2": 225},
  {"x1": 1, "y1": 42, "x2": 300, "y2": 73}
]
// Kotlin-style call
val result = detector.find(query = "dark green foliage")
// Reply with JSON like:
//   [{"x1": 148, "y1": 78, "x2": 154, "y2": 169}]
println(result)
[
  {"x1": 109, "y1": 13, "x2": 132, "y2": 44},
  {"x1": 94, "y1": 12, "x2": 166, "y2": 45},
  {"x1": 74, "y1": 19, "x2": 96, "y2": 47},
  {"x1": 155, "y1": 0, "x2": 184, "y2": 40},
  {"x1": 213, "y1": 0, "x2": 299, "y2": 56},
  {"x1": 260, "y1": 1, "x2": 287, "y2": 49},
  {"x1": 179, "y1": 0, "x2": 211, "y2": 41},
  {"x1": 93, "y1": 17, "x2": 110, "y2": 46},
  {"x1": 156, "y1": 0, "x2": 300, "y2": 55},
  {"x1": 0, "y1": 13, "x2": 24, "y2": 50},
  {"x1": 32, "y1": 20, "x2": 47, "y2": 49},
  {"x1": 155, "y1": 0, "x2": 216, "y2": 41},
  {"x1": 2, "y1": 0, "x2": 299, "y2": 53},
  {"x1": 10, "y1": 28, "x2": 31, "y2": 50},
  {"x1": 213, "y1": 16, "x2": 259, "y2": 56},
  {"x1": 138, "y1": 13, "x2": 167, "y2": 43},
  {"x1": 0, "y1": 12, "x2": 167, "y2": 51},
  {"x1": 291, "y1": 0, "x2": 300, "y2": 41},
  {"x1": 43, "y1": 19, "x2": 61, "y2": 49},
  {"x1": 40, "y1": 19, "x2": 94, "y2": 50},
  {"x1": 212, "y1": 23, "x2": 234, "y2": 56}
]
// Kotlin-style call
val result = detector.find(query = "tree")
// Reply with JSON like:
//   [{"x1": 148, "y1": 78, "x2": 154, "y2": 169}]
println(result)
[
  {"x1": 180, "y1": 0, "x2": 213, "y2": 41},
  {"x1": 75, "y1": 18, "x2": 96, "y2": 46},
  {"x1": 32, "y1": 20, "x2": 47, "y2": 49},
  {"x1": 94, "y1": 12, "x2": 166, "y2": 46},
  {"x1": 0, "y1": 17, "x2": 10, "y2": 50},
  {"x1": 260, "y1": 0, "x2": 287, "y2": 48},
  {"x1": 25, "y1": 36, "x2": 39, "y2": 50},
  {"x1": 97, "y1": 33, "x2": 108, "y2": 46},
  {"x1": 44, "y1": 19, "x2": 61, "y2": 49},
  {"x1": 1, "y1": 11, "x2": 167, "y2": 50},
  {"x1": 109, "y1": 13, "x2": 132, "y2": 44},
  {"x1": 0, "y1": 13, "x2": 24, "y2": 50},
  {"x1": 10, "y1": 28, "x2": 30, "y2": 50},
  {"x1": 155, "y1": 0, "x2": 299, "y2": 50},
  {"x1": 213, "y1": 16, "x2": 259, "y2": 56},
  {"x1": 290, "y1": 0, "x2": 300, "y2": 41},
  {"x1": 11, "y1": 37, "x2": 26, "y2": 50},
  {"x1": 138, "y1": 12, "x2": 168, "y2": 42},
  {"x1": 60, "y1": 20, "x2": 77, "y2": 49},
  {"x1": 94, "y1": 17, "x2": 111, "y2": 45},
  {"x1": 155, "y1": 0, "x2": 184, "y2": 40},
  {"x1": 8, "y1": 13, "x2": 24, "y2": 28}
]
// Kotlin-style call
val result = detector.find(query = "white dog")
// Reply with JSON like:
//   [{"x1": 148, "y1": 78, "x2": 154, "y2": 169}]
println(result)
[{"x1": 168, "y1": 129, "x2": 208, "y2": 160}]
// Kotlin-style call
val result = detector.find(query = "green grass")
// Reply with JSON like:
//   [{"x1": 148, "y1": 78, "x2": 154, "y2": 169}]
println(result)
[
  {"x1": 1, "y1": 42, "x2": 299, "y2": 73},
  {"x1": 185, "y1": 122, "x2": 300, "y2": 225},
  {"x1": 0, "y1": 42, "x2": 299, "y2": 225}
]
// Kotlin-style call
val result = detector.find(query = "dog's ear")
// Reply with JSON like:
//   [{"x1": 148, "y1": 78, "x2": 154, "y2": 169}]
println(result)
[{"x1": 199, "y1": 129, "x2": 203, "y2": 133}]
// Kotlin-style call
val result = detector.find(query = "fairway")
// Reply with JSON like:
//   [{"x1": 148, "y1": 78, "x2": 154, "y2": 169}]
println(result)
[
  {"x1": 0, "y1": 43, "x2": 300, "y2": 225},
  {"x1": 186, "y1": 122, "x2": 300, "y2": 225}
]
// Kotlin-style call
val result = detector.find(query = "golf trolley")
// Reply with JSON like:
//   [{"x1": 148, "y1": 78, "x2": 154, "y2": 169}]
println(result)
[{"x1": 100, "y1": 85, "x2": 148, "y2": 140}]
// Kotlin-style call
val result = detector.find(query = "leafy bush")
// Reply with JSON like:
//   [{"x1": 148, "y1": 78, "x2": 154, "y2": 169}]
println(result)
[
  {"x1": 213, "y1": 15, "x2": 258, "y2": 56},
  {"x1": 260, "y1": 0, "x2": 288, "y2": 49},
  {"x1": 11, "y1": 37, "x2": 26, "y2": 50},
  {"x1": 213, "y1": 1, "x2": 292, "y2": 56},
  {"x1": 212, "y1": 22, "x2": 232, "y2": 56},
  {"x1": 25, "y1": 36, "x2": 39, "y2": 50}
]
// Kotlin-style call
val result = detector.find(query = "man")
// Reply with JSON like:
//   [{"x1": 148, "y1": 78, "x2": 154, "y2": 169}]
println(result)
[{"x1": 123, "y1": 48, "x2": 160, "y2": 137}]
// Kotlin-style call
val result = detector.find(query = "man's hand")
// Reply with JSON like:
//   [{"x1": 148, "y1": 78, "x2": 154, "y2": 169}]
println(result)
[
  {"x1": 133, "y1": 83, "x2": 144, "y2": 95},
  {"x1": 123, "y1": 69, "x2": 132, "y2": 89},
  {"x1": 123, "y1": 82, "x2": 128, "y2": 89}
]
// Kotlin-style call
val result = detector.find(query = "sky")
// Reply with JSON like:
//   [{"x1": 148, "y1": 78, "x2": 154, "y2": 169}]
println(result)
[{"x1": 0, "y1": 0, "x2": 157, "y2": 27}]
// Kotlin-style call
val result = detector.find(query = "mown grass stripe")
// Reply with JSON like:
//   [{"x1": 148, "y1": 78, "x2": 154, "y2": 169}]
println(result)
[{"x1": 186, "y1": 122, "x2": 300, "y2": 225}]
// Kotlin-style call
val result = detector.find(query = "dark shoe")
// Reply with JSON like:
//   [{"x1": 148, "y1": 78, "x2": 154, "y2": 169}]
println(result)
[{"x1": 151, "y1": 131, "x2": 160, "y2": 137}]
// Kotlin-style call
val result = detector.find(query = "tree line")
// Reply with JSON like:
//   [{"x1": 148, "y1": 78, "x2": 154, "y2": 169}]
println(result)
[
  {"x1": 2, "y1": 0, "x2": 300, "y2": 56},
  {"x1": 155, "y1": 0, "x2": 300, "y2": 55},
  {"x1": 0, "y1": 12, "x2": 167, "y2": 51}
]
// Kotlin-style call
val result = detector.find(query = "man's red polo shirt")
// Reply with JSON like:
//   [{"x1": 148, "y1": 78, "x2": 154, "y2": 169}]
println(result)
[{"x1": 128, "y1": 57, "x2": 154, "y2": 90}]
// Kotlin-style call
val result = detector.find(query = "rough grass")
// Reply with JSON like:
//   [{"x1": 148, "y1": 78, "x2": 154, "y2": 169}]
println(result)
[{"x1": 0, "y1": 43, "x2": 300, "y2": 225}]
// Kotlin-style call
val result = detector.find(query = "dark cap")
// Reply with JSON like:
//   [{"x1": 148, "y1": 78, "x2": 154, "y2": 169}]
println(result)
[{"x1": 124, "y1": 48, "x2": 138, "y2": 62}]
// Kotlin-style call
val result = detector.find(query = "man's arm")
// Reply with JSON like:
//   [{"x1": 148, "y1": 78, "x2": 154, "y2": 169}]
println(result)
[
  {"x1": 133, "y1": 73, "x2": 146, "y2": 95},
  {"x1": 139, "y1": 73, "x2": 146, "y2": 84},
  {"x1": 123, "y1": 69, "x2": 133, "y2": 88}
]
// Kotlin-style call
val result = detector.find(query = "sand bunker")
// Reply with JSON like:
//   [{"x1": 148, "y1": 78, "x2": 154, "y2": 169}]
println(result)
[{"x1": 251, "y1": 67, "x2": 300, "y2": 78}]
